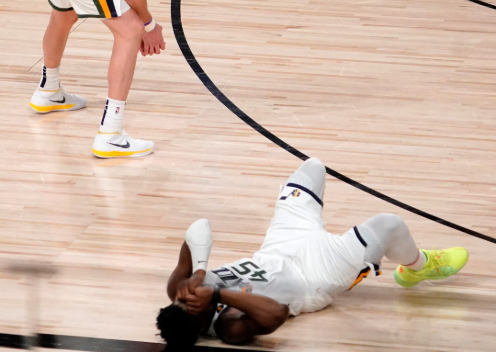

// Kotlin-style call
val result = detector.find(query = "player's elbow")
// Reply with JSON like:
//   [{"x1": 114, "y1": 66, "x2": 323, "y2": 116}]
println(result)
[
  {"x1": 261, "y1": 304, "x2": 290, "y2": 334},
  {"x1": 166, "y1": 280, "x2": 176, "y2": 301}
]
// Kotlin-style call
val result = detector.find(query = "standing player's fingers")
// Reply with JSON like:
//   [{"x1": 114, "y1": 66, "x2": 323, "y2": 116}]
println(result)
[
  {"x1": 160, "y1": 41, "x2": 166, "y2": 50},
  {"x1": 144, "y1": 43, "x2": 151, "y2": 56}
]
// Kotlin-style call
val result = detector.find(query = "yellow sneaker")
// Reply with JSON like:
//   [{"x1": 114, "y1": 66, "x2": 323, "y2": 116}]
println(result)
[{"x1": 394, "y1": 247, "x2": 469, "y2": 288}]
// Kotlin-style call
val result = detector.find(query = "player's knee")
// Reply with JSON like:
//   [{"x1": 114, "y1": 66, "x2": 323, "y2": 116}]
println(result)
[
  {"x1": 305, "y1": 157, "x2": 325, "y2": 169},
  {"x1": 302, "y1": 157, "x2": 326, "y2": 178},
  {"x1": 110, "y1": 12, "x2": 144, "y2": 42},
  {"x1": 127, "y1": 17, "x2": 145, "y2": 41},
  {"x1": 375, "y1": 213, "x2": 407, "y2": 237}
]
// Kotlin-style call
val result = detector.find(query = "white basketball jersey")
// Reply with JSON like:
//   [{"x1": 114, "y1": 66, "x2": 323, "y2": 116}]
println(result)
[{"x1": 204, "y1": 252, "x2": 307, "y2": 317}]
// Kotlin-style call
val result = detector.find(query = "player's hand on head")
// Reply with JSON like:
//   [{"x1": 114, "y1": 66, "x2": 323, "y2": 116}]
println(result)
[
  {"x1": 176, "y1": 280, "x2": 191, "y2": 301},
  {"x1": 176, "y1": 281, "x2": 190, "y2": 301},
  {"x1": 185, "y1": 286, "x2": 213, "y2": 315},
  {"x1": 141, "y1": 22, "x2": 166, "y2": 57},
  {"x1": 176, "y1": 271, "x2": 206, "y2": 301}
]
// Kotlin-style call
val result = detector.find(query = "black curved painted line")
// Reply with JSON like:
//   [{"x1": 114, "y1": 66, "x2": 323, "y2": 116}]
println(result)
[
  {"x1": 468, "y1": 0, "x2": 496, "y2": 10},
  {"x1": 171, "y1": 0, "x2": 496, "y2": 244}
]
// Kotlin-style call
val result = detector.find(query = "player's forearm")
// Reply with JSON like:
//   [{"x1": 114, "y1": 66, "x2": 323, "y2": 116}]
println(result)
[
  {"x1": 125, "y1": 0, "x2": 152, "y2": 24},
  {"x1": 220, "y1": 289, "x2": 289, "y2": 332},
  {"x1": 167, "y1": 242, "x2": 193, "y2": 300}
]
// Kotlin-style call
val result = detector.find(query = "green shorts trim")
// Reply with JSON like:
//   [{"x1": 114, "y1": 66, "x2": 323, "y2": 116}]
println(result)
[
  {"x1": 76, "y1": 1, "x2": 105, "y2": 18},
  {"x1": 48, "y1": 0, "x2": 74, "y2": 12},
  {"x1": 77, "y1": 14, "x2": 106, "y2": 18}
]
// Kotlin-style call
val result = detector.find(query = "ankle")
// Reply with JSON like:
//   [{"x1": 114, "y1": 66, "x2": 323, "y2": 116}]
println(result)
[
  {"x1": 403, "y1": 250, "x2": 427, "y2": 271},
  {"x1": 100, "y1": 98, "x2": 125, "y2": 133},
  {"x1": 39, "y1": 64, "x2": 61, "y2": 91}
]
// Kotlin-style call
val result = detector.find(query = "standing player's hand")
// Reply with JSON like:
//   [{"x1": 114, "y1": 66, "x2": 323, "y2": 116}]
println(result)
[
  {"x1": 141, "y1": 23, "x2": 166, "y2": 56},
  {"x1": 185, "y1": 286, "x2": 214, "y2": 315}
]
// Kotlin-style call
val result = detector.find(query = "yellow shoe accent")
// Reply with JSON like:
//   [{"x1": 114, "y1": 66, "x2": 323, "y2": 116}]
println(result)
[
  {"x1": 97, "y1": 131, "x2": 122, "y2": 135},
  {"x1": 29, "y1": 102, "x2": 76, "y2": 113},
  {"x1": 37, "y1": 88, "x2": 60, "y2": 93},
  {"x1": 91, "y1": 148, "x2": 152, "y2": 158},
  {"x1": 394, "y1": 247, "x2": 469, "y2": 288}
]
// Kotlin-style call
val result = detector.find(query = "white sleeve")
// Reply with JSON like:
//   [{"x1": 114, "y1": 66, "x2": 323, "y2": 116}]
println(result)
[{"x1": 185, "y1": 219, "x2": 213, "y2": 273}]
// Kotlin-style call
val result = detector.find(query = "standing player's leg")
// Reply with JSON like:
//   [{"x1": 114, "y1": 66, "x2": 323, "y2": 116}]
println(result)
[
  {"x1": 357, "y1": 213, "x2": 468, "y2": 287},
  {"x1": 30, "y1": 6, "x2": 87, "y2": 113},
  {"x1": 91, "y1": 8, "x2": 154, "y2": 158}
]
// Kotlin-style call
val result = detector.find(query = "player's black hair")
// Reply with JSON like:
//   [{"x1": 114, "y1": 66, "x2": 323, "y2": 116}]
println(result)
[{"x1": 156, "y1": 304, "x2": 201, "y2": 349}]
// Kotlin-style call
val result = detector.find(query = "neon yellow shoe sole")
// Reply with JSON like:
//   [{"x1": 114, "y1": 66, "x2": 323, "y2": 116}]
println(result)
[{"x1": 394, "y1": 247, "x2": 469, "y2": 288}]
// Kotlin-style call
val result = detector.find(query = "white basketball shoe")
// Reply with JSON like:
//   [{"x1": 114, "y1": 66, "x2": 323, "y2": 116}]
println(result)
[
  {"x1": 92, "y1": 130, "x2": 154, "y2": 158},
  {"x1": 30, "y1": 86, "x2": 86, "y2": 113}
]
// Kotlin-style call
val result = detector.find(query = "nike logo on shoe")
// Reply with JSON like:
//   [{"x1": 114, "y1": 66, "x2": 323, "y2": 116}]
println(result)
[
  {"x1": 198, "y1": 261, "x2": 207, "y2": 263},
  {"x1": 49, "y1": 97, "x2": 66, "y2": 104},
  {"x1": 108, "y1": 141, "x2": 130, "y2": 148}
]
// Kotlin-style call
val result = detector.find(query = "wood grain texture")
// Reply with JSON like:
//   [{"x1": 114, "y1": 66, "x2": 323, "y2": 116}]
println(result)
[{"x1": 0, "y1": 0, "x2": 495, "y2": 351}]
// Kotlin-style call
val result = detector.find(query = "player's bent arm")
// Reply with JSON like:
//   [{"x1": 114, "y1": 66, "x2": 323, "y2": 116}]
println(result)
[
  {"x1": 216, "y1": 289, "x2": 290, "y2": 343},
  {"x1": 220, "y1": 289, "x2": 289, "y2": 333},
  {"x1": 167, "y1": 241, "x2": 194, "y2": 301},
  {"x1": 216, "y1": 311, "x2": 266, "y2": 345},
  {"x1": 126, "y1": 0, "x2": 166, "y2": 56}
]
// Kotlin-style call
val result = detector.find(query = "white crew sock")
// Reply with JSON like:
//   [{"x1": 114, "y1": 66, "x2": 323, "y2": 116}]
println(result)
[
  {"x1": 99, "y1": 98, "x2": 125, "y2": 133},
  {"x1": 39, "y1": 65, "x2": 60, "y2": 91},
  {"x1": 404, "y1": 250, "x2": 427, "y2": 271}
]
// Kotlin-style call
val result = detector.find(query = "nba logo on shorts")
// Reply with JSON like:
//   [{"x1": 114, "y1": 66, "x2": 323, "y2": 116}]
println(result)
[{"x1": 115, "y1": 107, "x2": 120, "y2": 114}]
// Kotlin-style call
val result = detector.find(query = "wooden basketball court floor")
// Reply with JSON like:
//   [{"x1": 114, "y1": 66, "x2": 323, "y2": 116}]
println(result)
[{"x1": 1, "y1": 0, "x2": 496, "y2": 350}]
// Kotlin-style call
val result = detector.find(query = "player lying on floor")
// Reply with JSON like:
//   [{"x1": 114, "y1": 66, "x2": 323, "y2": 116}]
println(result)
[{"x1": 156, "y1": 158, "x2": 469, "y2": 348}]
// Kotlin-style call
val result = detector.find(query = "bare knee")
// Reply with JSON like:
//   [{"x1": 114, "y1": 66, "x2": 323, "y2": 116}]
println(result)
[
  {"x1": 105, "y1": 10, "x2": 144, "y2": 42},
  {"x1": 126, "y1": 16, "x2": 145, "y2": 41}
]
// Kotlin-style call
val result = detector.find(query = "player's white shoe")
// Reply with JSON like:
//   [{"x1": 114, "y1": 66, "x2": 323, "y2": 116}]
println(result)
[
  {"x1": 92, "y1": 130, "x2": 154, "y2": 158},
  {"x1": 30, "y1": 86, "x2": 87, "y2": 113}
]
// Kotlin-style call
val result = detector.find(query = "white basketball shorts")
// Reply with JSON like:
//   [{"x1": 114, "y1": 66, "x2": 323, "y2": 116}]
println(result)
[
  {"x1": 48, "y1": 0, "x2": 130, "y2": 19},
  {"x1": 259, "y1": 183, "x2": 381, "y2": 313}
]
